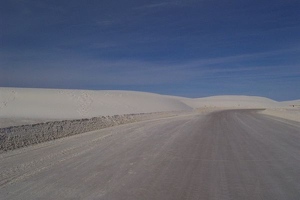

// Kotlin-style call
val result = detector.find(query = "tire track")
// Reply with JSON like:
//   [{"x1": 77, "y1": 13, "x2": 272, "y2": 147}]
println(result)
[
  {"x1": 0, "y1": 118, "x2": 163, "y2": 189},
  {"x1": 0, "y1": 131, "x2": 115, "y2": 188}
]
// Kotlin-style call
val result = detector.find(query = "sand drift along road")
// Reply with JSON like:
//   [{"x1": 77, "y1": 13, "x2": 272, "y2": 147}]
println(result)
[{"x1": 1, "y1": 109, "x2": 300, "y2": 200}]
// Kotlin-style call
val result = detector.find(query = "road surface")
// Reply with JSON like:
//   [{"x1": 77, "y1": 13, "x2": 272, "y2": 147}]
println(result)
[{"x1": 1, "y1": 109, "x2": 300, "y2": 200}]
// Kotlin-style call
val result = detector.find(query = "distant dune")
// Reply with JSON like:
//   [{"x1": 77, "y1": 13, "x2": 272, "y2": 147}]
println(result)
[
  {"x1": 280, "y1": 100, "x2": 300, "y2": 107},
  {"x1": 0, "y1": 87, "x2": 298, "y2": 123},
  {"x1": 180, "y1": 95, "x2": 279, "y2": 109}
]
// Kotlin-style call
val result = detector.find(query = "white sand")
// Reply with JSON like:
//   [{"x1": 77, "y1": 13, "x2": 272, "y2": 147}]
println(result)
[
  {"x1": 259, "y1": 100, "x2": 300, "y2": 122},
  {"x1": 1, "y1": 87, "x2": 299, "y2": 123},
  {"x1": 280, "y1": 100, "x2": 300, "y2": 108},
  {"x1": 181, "y1": 95, "x2": 279, "y2": 108},
  {"x1": 0, "y1": 87, "x2": 191, "y2": 120},
  {"x1": 261, "y1": 108, "x2": 300, "y2": 122}
]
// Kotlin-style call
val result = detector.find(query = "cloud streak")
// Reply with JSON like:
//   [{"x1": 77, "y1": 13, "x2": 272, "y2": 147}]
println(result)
[
  {"x1": 1, "y1": 48, "x2": 299, "y2": 88},
  {"x1": 133, "y1": 2, "x2": 179, "y2": 10}
]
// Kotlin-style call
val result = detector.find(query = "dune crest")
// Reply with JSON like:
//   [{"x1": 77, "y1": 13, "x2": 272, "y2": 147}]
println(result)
[
  {"x1": 1, "y1": 87, "x2": 299, "y2": 123},
  {"x1": 0, "y1": 87, "x2": 191, "y2": 120}
]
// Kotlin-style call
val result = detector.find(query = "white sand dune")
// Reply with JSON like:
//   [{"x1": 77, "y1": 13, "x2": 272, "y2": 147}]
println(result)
[
  {"x1": 259, "y1": 99, "x2": 300, "y2": 122},
  {"x1": 181, "y1": 95, "x2": 279, "y2": 109},
  {"x1": 280, "y1": 100, "x2": 300, "y2": 107},
  {"x1": 0, "y1": 87, "x2": 192, "y2": 120},
  {"x1": 1, "y1": 87, "x2": 299, "y2": 123}
]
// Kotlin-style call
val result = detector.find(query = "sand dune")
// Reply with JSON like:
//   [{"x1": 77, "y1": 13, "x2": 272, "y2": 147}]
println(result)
[
  {"x1": 181, "y1": 95, "x2": 279, "y2": 108},
  {"x1": 1, "y1": 87, "x2": 299, "y2": 124},
  {"x1": 0, "y1": 87, "x2": 191, "y2": 120},
  {"x1": 280, "y1": 100, "x2": 300, "y2": 107}
]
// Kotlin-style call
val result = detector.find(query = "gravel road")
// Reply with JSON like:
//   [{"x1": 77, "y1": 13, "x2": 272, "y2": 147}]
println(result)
[{"x1": 1, "y1": 109, "x2": 300, "y2": 200}]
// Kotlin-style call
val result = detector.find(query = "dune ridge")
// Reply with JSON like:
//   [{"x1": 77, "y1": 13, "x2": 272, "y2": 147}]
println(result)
[
  {"x1": 0, "y1": 87, "x2": 191, "y2": 120},
  {"x1": 1, "y1": 87, "x2": 299, "y2": 125}
]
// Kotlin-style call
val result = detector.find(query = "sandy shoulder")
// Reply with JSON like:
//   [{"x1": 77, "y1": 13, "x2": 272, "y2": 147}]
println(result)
[{"x1": 261, "y1": 108, "x2": 300, "y2": 122}]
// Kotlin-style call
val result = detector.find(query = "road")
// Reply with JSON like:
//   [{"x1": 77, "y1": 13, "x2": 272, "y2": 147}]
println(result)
[{"x1": 1, "y1": 109, "x2": 300, "y2": 200}]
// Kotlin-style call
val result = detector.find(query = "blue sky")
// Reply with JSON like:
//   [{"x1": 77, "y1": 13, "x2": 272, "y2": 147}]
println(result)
[{"x1": 1, "y1": 0, "x2": 300, "y2": 101}]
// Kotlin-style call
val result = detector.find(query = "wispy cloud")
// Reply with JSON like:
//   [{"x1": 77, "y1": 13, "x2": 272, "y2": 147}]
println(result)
[
  {"x1": 133, "y1": 2, "x2": 176, "y2": 10},
  {"x1": 1, "y1": 45, "x2": 300, "y2": 101},
  {"x1": 95, "y1": 19, "x2": 116, "y2": 26},
  {"x1": 1, "y1": 47, "x2": 299, "y2": 88}
]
